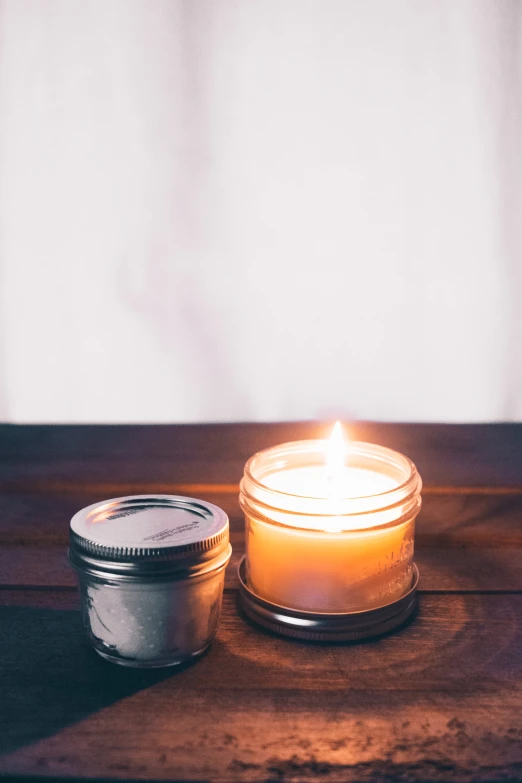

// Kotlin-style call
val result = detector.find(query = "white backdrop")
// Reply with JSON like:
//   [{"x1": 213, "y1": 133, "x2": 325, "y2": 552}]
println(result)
[{"x1": 0, "y1": 0, "x2": 521, "y2": 423}]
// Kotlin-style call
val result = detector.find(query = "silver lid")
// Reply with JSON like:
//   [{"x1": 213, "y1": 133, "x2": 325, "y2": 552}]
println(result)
[
  {"x1": 69, "y1": 495, "x2": 230, "y2": 578},
  {"x1": 238, "y1": 555, "x2": 419, "y2": 641}
]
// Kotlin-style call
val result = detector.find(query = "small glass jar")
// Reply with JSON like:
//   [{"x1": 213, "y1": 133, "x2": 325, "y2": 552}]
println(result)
[
  {"x1": 69, "y1": 495, "x2": 231, "y2": 668},
  {"x1": 239, "y1": 439, "x2": 422, "y2": 638}
]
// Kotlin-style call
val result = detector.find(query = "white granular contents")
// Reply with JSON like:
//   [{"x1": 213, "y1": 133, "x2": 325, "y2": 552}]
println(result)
[{"x1": 84, "y1": 575, "x2": 224, "y2": 663}]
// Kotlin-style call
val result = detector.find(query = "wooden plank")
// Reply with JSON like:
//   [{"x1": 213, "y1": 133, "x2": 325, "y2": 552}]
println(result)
[
  {"x1": 2, "y1": 489, "x2": 522, "y2": 545},
  {"x1": 2, "y1": 422, "x2": 522, "y2": 488},
  {"x1": 2, "y1": 540, "x2": 521, "y2": 593},
  {"x1": 0, "y1": 490, "x2": 243, "y2": 544},
  {"x1": 0, "y1": 544, "x2": 245, "y2": 591},
  {"x1": 0, "y1": 590, "x2": 521, "y2": 782},
  {"x1": 1, "y1": 492, "x2": 521, "y2": 591}
]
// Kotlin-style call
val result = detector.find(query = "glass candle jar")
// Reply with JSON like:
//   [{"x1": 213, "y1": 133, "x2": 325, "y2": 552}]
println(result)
[
  {"x1": 69, "y1": 495, "x2": 231, "y2": 668},
  {"x1": 239, "y1": 438, "x2": 422, "y2": 619}
]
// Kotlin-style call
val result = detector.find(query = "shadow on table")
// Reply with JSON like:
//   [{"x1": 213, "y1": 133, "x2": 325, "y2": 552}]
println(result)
[{"x1": 0, "y1": 605, "x2": 183, "y2": 756}]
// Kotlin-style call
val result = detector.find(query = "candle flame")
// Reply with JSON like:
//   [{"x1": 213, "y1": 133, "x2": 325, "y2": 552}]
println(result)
[
  {"x1": 324, "y1": 421, "x2": 346, "y2": 531},
  {"x1": 325, "y1": 420, "x2": 345, "y2": 482}
]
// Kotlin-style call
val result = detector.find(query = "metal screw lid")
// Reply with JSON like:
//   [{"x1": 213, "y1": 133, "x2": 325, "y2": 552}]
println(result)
[
  {"x1": 69, "y1": 495, "x2": 230, "y2": 578},
  {"x1": 237, "y1": 555, "x2": 419, "y2": 642}
]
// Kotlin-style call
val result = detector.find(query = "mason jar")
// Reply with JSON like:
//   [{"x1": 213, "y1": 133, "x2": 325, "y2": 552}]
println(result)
[
  {"x1": 69, "y1": 495, "x2": 231, "y2": 667},
  {"x1": 239, "y1": 438, "x2": 422, "y2": 639}
]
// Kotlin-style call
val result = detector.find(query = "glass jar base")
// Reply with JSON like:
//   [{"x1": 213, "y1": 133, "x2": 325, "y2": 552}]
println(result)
[
  {"x1": 237, "y1": 555, "x2": 419, "y2": 642},
  {"x1": 92, "y1": 642, "x2": 211, "y2": 669}
]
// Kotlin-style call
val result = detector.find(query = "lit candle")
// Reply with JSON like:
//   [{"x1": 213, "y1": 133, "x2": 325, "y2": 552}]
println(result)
[{"x1": 240, "y1": 423, "x2": 422, "y2": 613}]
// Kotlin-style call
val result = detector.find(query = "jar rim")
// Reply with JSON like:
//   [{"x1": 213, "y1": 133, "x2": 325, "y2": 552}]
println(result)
[
  {"x1": 240, "y1": 439, "x2": 422, "y2": 528},
  {"x1": 245, "y1": 439, "x2": 420, "y2": 499}
]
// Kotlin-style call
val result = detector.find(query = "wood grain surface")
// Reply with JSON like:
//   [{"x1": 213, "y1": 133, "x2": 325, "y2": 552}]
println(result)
[{"x1": 0, "y1": 423, "x2": 521, "y2": 783}]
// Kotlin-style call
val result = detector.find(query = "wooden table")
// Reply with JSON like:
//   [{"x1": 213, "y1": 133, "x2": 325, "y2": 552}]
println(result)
[{"x1": 1, "y1": 422, "x2": 521, "y2": 783}]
